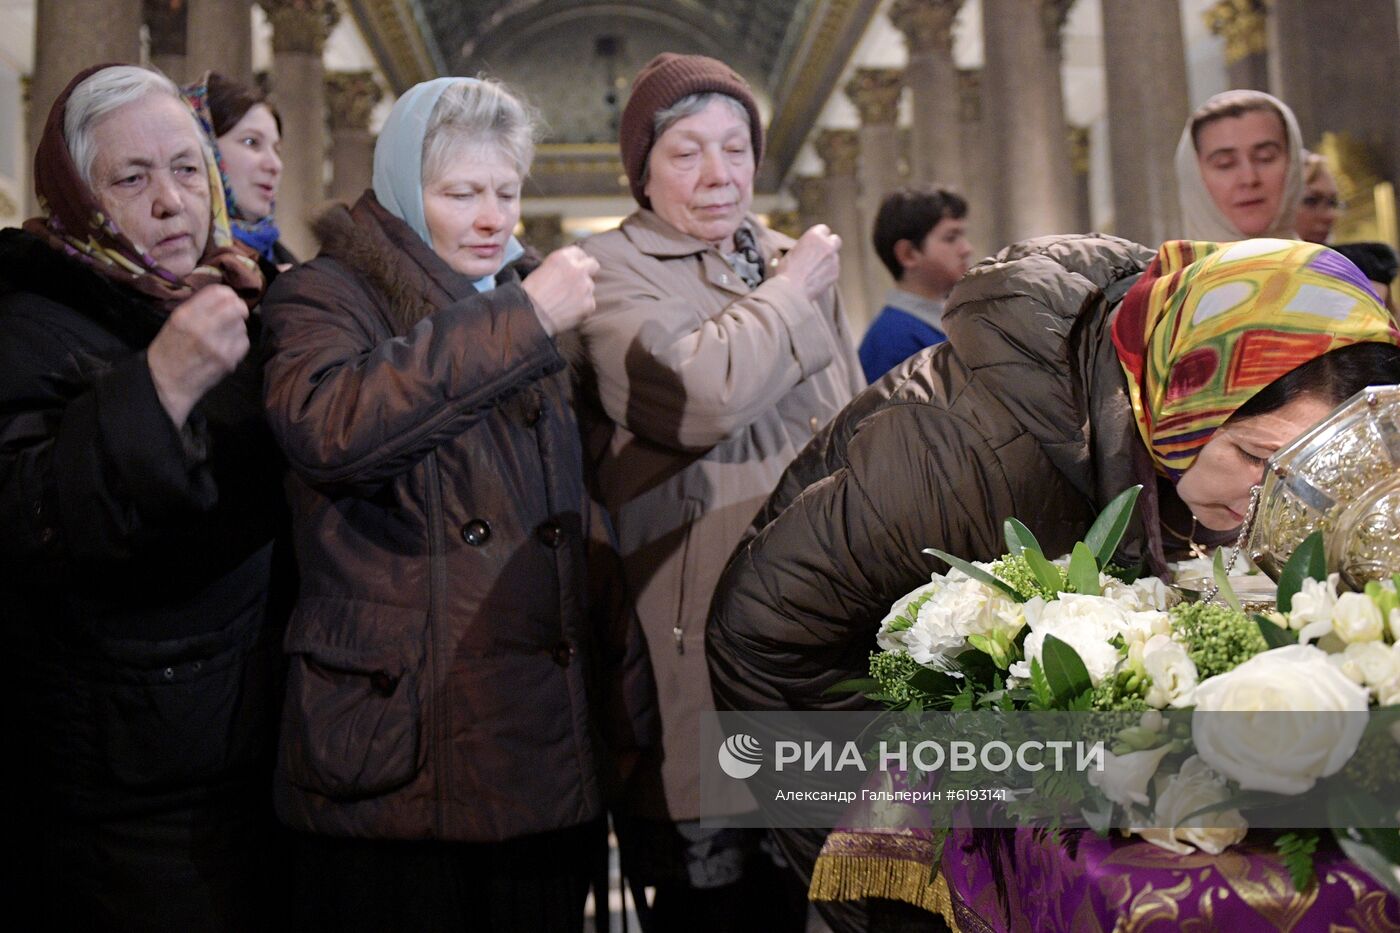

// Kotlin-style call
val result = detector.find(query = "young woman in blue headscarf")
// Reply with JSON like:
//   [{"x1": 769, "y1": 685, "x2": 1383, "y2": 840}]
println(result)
[
  {"x1": 184, "y1": 72, "x2": 296, "y2": 281},
  {"x1": 260, "y1": 76, "x2": 655, "y2": 932}
]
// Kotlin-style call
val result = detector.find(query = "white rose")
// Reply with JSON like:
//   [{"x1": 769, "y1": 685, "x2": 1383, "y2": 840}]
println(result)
[
  {"x1": 1390, "y1": 608, "x2": 1400, "y2": 643},
  {"x1": 1192, "y1": 645, "x2": 1370, "y2": 794},
  {"x1": 1133, "y1": 756, "x2": 1248, "y2": 855},
  {"x1": 1333, "y1": 592, "x2": 1386, "y2": 644},
  {"x1": 1379, "y1": 670, "x2": 1400, "y2": 707},
  {"x1": 1141, "y1": 635, "x2": 1199, "y2": 709},
  {"x1": 1290, "y1": 574, "x2": 1341, "y2": 643},
  {"x1": 1088, "y1": 744, "x2": 1173, "y2": 809}
]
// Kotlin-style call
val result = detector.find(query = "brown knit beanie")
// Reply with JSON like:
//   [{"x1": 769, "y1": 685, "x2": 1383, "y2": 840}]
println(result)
[{"x1": 619, "y1": 53, "x2": 763, "y2": 208}]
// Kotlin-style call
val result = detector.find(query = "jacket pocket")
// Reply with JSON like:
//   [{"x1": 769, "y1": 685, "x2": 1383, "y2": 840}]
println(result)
[
  {"x1": 94, "y1": 600, "x2": 274, "y2": 792},
  {"x1": 281, "y1": 597, "x2": 428, "y2": 800}
]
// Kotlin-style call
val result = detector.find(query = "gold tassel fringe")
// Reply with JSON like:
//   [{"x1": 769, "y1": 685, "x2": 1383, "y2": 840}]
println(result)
[{"x1": 809, "y1": 855, "x2": 961, "y2": 931}]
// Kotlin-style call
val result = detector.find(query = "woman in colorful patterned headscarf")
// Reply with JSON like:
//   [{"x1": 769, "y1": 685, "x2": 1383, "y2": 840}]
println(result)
[
  {"x1": 1114, "y1": 237, "x2": 1399, "y2": 538},
  {"x1": 184, "y1": 71, "x2": 296, "y2": 281},
  {"x1": 0, "y1": 64, "x2": 288, "y2": 928}
]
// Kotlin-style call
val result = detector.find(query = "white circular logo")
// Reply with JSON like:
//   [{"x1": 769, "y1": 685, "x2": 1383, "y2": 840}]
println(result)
[{"x1": 717, "y1": 733, "x2": 763, "y2": 779}]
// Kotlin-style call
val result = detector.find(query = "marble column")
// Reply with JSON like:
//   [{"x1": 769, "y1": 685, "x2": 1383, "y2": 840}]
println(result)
[
  {"x1": 185, "y1": 0, "x2": 251, "y2": 85},
  {"x1": 27, "y1": 0, "x2": 142, "y2": 211},
  {"x1": 980, "y1": 0, "x2": 1076, "y2": 245},
  {"x1": 521, "y1": 214, "x2": 565, "y2": 255},
  {"x1": 789, "y1": 175, "x2": 826, "y2": 235},
  {"x1": 1068, "y1": 124, "x2": 1092, "y2": 233},
  {"x1": 260, "y1": 0, "x2": 335, "y2": 256},
  {"x1": 1101, "y1": 0, "x2": 1190, "y2": 245},
  {"x1": 845, "y1": 68, "x2": 905, "y2": 306},
  {"x1": 814, "y1": 129, "x2": 873, "y2": 333},
  {"x1": 1204, "y1": 0, "x2": 1270, "y2": 92},
  {"x1": 889, "y1": 0, "x2": 965, "y2": 190},
  {"x1": 326, "y1": 70, "x2": 381, "y2": 205},
  {"x1": 1268, "y1": 0, "x2": 1400, "y2": 236},
  {"x1": 957, "y1": 67, "x2": 993, "y2": 257},
  {"x1": 144, "y1": 0, "x2": 186, "y2": 82}
]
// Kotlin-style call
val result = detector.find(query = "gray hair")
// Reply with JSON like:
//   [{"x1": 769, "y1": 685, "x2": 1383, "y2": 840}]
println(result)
[
  {"x1": 652, "y1": 91, "x2": 749, "y2": 141},
  {"x1": 64, "y1": 65, "x2": 193, "y2": 189},
  {"x1": 641, "y1": 92, "x2": 750, "y2": 188},
  {"x1": 421, "y1": 78, "x2": 540, "y2": 185}
]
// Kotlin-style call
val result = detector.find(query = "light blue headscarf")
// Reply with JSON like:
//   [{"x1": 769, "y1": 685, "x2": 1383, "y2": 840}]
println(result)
[{"x1": 373, "y1": 76, "x2": 525, "y2": 293}]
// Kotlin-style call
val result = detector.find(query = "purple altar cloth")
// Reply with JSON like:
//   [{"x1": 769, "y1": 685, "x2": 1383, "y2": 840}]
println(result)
[{"x1": 939, "y1": 828, "x2": 1400, "y2": 932}]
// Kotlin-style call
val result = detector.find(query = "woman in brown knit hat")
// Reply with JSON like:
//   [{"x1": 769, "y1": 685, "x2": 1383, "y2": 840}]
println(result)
[{"x1": 576, "y1": 52, "x2": 865, "y2": 931}]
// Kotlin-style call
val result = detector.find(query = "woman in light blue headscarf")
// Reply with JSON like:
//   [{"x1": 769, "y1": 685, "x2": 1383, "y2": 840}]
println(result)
[{"x1": 259, "y1": 76, "x2": 656, "y2": 933}]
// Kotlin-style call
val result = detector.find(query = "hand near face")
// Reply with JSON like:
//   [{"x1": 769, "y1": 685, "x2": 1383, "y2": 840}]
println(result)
[
  {"x1": 522, "y1": 246, "x2": 600, "y2": 336},
  {"x1": 147, "y1": 285, "x2": 250, "y2": 428},
  {"x1": 774, "y1": 224, "x2": 842, "y2": 302}
]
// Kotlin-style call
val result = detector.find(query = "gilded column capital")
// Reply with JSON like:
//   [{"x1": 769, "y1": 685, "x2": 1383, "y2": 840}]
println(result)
[
  {"x1": 1038, "y1": 0, "x2": 1075, "y2": 51},
  {"x1": 788, "y1": 175, "x2": 826, "y2": 217},
  {"x1": 326, "y1": 70, "x2": 382, "y2": 131},
  {"x1": 957, "y1": 68, "x2": 981, "y2": 123},
  {"x1": 1067, "y1": 124, "x2": 1090, "y2": 175},
  {"x1": 1204, "y1": 0, "x2": 1269, "y2": 65},
  {"x1": 259, "y1": 0, "x2": 339, "y2": 55},
  {"x1": 844, "y1": 68, "x2": 904, "y2": 127},
  {"x1": 888, "y1": 0, "x2": 963, "y2": 55},
  {"x1": 815, "y1": 129, "x2": 860, "y2": 178},
  {"x1": 144, "y1": 0, "x2": 187, "y2": 57}
]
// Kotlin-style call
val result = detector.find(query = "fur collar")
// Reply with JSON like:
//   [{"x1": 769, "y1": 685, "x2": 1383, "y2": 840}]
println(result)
[{"x1": 309, "y1": 197, "x2": 583, "y2": 368}]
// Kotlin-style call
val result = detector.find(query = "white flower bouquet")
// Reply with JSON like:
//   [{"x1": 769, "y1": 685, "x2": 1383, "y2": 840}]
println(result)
[{"x1": 845, "y1": 485, "x2": 1400, "y2": 893}]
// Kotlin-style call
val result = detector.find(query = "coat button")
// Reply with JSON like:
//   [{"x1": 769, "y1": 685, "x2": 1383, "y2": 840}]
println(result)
[
  {"x1": 551, "y1": 640, "x2": 575, "y2": 667},
  {"x1": 808, "y1": 415, "x2": 820, "y2": 432},
  {"x1": 537, "y1": 521, "x2": 563, "y2": 548},
  {"x1": 525, "y1": 403, "x2": 544, "y2": 426},
  {"x1": 370, "y1": 671, "x2": 400, "y2": 696},
  {"x1": 462, "y1": 519, "x2": 492, "y2": 546}
]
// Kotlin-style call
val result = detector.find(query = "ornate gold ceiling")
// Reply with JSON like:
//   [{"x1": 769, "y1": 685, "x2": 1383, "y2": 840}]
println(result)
[{"x1": 342, "y1": 0, "x2": 882, "y2": 194}]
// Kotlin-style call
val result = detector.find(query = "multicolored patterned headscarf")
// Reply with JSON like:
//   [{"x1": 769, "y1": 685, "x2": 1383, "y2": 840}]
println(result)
[
  {"x1": 182, "y1": 73, "x2": 283, "y2": 262},
  {"x1": 22, "y1": 63, "x2": 263, "y2": 313},
  {"x1": 1112, "y1": 238, "x2": 1400, "y2": 481}
]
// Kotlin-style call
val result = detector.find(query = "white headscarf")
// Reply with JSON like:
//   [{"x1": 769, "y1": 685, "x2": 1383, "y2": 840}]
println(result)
[
  {"x1": 1174, "y1": 89, "x2": 1306, "y2": 241},
  {"x1": 373, "y1": 77, "x2": 524, "y2": 292}
]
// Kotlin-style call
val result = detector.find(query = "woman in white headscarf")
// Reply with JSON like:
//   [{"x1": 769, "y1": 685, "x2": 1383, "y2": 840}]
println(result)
[
  {"x1": 260, "y1": 77, "x2": 655, "y2": 932},
  {"x1": 1175, "y1": 89, "x2": 1306, "y2": 240}
]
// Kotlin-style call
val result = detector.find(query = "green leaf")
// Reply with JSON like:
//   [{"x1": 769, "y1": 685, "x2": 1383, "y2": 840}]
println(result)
[
  {"x1": 1213, "y1": 548, "x2": 1242, "y2": 612},
  {"x1": 908, "y1": 667, "x2": 958, "y2": 699},
  {"x1": 923, "y1": 548, "x2": 1027, "y2": 602},
  {"x1": 1067, "y1": 541, "x2": 1101, "y2": 596},
  {"x1": 1084, "y1": 485, "x2": 1143, "y2": 568},
  {"x1": 1276, "y1": 531, "x2": 1326, "y2": 614},
  {"x1": 1041, "y1": 634, "x2": 1092, "y2": 706},
  {"x1": 823, "y1": 677, "x2": 881, "y2": 696},
  {"x1": 1275, "y1": 831, "x2": 1320, "y2": 893},
  {"x1": 1253, "y1": 612, "x2": 1298, "y2": 649},
  {"x1": 1022, "y1": 547, "x2": 1065, "y2": 596},
  {"x1": 1003, "y1": 518, "x2": 1041, "y2": 557},
  {"x1": 1028, "y1": 656, "x2": 1054, "y2": 709}
]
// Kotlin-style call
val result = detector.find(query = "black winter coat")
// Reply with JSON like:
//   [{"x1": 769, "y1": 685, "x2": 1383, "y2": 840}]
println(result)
[{"x1": 0, "y1": 227, "x2": 291, "y2": 927}]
